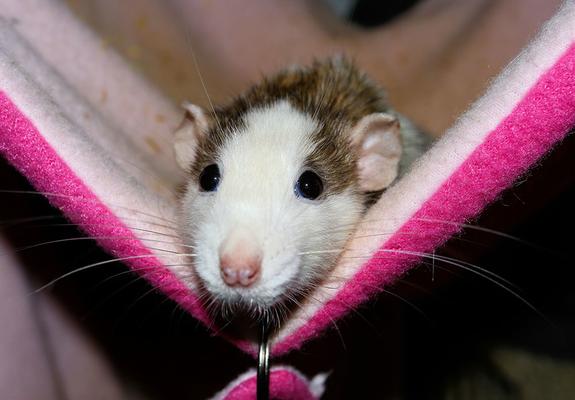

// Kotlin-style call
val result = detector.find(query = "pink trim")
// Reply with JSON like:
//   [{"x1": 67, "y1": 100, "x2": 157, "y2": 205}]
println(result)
[
  {"x1": 1, "y1": 39, "x2": 573, "y2": 358},
  {"x1": 221, "y1": 368, "x2": 318, "y2": 400},
  {"x1": 0, "y1": 92, "x2": 210, "y2": 326},
  {"x1": 274, "y1": 43, "x2": 575, "y2": 355}
]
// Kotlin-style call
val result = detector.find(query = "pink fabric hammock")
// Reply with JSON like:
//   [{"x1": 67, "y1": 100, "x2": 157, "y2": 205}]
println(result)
[{"x1": 1, "y1": 1, "x2": 574, "y2": 398}]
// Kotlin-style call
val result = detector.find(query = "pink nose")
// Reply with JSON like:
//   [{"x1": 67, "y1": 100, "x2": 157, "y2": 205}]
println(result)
[{"x1": 220, "y1": 254, "x2": 261, "y2": 287}]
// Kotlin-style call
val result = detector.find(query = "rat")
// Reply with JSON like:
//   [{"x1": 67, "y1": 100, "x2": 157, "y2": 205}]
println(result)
[{"x1": 173, "y1": 57, "x2": 430, "y2": 321}]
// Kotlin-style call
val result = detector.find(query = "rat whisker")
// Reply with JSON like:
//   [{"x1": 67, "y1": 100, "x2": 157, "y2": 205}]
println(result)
[
  {"x1": 293, "y1": 274, "x2": 427, "y2": 322},
  {"x1": 317, "y1": 215, "x2": 549, "y2": 252},
  {"x1": 344, "y1": 249, "x2": 520, "y2": 290},
  {"x1": 322, "y1": 274, "x2": 429, "y2": 319},
  {"x1": 184, "y1": 29, "x2": 223, "y2": 133},
  {"x1": 286, "y1": 287, "x2": 347, "y2": 350},
  {"x1": 301, "y1": 214, "x2": 548, "y2": 254},
  {"x1": 298, "y1": 249, "x2": 349, "y2": 256},
  {"x1": 0, "y1": 215, "x2": 67, "y2": 228},
  {"x1": 0, "y1": 189, "x2": 179, "y2": 225},
  {"x1": 90, "y1": 265, "x2": 166, "y2": 289},
  {"x1": 394, "y1": 277, "x2": 435, "y2": 296},
  {"x1": 5, "y1": 235, "x2": 195, "y2": 256},
  {"x1": 302, "y1": 284, "x2": 415, "y2": 335},
  {"x1": 2, "y1": 215, "x2": 180, "y2": 234},
  {"x1": 83, "y1": 273, "x2": 156, "y2": 319},
  {"x1": 119, "y1": 285, "x2": 162, "y2": 319},
  {"x1": 210, "y1": 314, "x2": 239, "y2": 337},
  {"x1": 342, "y1": 249, "x2": 547, "y2": 321},
  {"x1": 299, "y1": 243, "x2": 520, "y2": 292},
  {"x1": 103, "y1": 154, "x2": 179, "y2": 198},
  {"x1": 31, "y1": 218, "x2": 180, "y2": 233},
  {"x1": 33, "y1": 256, "x2": 196, "y2": 293}
]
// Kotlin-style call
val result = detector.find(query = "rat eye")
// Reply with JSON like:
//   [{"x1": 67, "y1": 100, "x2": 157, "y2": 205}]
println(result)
[
  {"x1": 295, "y1": 170, "x2": 323, "y2": 200},
  {"x1": 199, "y1": 164, "x2": 221, "y2": 192}
]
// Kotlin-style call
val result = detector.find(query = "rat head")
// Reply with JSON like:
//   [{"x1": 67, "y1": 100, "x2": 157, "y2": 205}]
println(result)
[{"x1": 174, "y1": 60, "x2": 403, "y2": 317}]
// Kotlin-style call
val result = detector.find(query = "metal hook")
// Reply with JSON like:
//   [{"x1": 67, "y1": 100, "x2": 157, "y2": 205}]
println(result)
[{"x1": 257, "y1": 321, "x2": 270, "y2": 400}]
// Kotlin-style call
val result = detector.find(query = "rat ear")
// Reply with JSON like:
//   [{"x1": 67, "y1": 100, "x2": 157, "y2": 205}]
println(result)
[
  {"x1": 173, "y1": 102, "x2": 209, "y2": 170},
  {"x1": 351, "y1": 113, "x2": 403, "y2": 192}
]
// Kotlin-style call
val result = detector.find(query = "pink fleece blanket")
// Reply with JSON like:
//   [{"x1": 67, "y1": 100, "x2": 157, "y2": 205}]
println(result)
[{"x1": 1, "y1": 1, "x2": 574, "y2": 398}]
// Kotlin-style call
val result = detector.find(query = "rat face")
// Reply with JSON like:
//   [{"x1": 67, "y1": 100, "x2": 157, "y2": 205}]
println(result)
[
  {"x1": 179, "y1": 101, "x2": 366, "y2": 311},
  {"x1": 175, "y1": 99, "x2": 403, "y2": 317},
  {"x1": 173, "y1": 53, "x2": 406, "y2": 321}
]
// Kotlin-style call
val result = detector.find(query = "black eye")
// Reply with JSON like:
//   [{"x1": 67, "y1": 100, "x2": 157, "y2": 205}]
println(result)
[
  {"x1": 295, "y1": 170, "x2": 323, "y2": 200},
  {"x1": 199, "y1": 164, "x2": 221, "y2": 192}
]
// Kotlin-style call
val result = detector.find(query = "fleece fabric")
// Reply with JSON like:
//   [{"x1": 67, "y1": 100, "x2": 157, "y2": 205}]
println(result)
[{"x1": 1, "y1": 0, "x2": 574, "y2": 398}]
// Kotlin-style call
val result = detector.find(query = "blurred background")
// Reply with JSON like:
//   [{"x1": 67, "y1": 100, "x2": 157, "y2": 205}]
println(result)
[{"x1": 1, "y1": 0, "x2": 573, "y2": 398}]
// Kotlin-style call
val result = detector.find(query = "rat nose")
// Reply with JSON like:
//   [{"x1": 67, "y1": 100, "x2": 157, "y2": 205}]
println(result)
[
  {"x1": 219, "y1": 254, "x2": 261, "y2": 287},
  {"x1": 218, "y1": 229, "x2": 262, "y2": 288}
]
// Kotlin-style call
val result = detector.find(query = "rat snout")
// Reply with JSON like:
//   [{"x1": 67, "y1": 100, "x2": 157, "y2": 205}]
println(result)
[
  {"x1": 220, "y1": 254, "x2": 261, "y2": 287},
  {"x1": 218, "y1": 231, "x2": 262, "y2": 288}
]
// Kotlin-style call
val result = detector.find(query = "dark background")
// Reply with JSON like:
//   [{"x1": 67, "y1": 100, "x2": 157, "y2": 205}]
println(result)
[
  {"x1": 1, "y1": 1, "x2": 574, "y2": 398},
  {"x1": 1, "y1": 121, "x2": 573, "y2": 400}
]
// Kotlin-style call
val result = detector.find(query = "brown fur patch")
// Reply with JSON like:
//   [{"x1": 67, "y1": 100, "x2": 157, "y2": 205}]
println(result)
[{"x1": 191, "y1": 57, "x2": 391, "y2": 199}]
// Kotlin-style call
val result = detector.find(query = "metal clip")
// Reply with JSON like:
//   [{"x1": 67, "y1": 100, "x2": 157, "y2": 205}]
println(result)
[{"x1": 257, "y1": 321, "x2": 270, "y2": 400}]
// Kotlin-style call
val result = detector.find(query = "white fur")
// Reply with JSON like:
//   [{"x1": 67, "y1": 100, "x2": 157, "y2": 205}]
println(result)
[{"x1": 181, "y1": 101, "x2": 363, "y2": 309}]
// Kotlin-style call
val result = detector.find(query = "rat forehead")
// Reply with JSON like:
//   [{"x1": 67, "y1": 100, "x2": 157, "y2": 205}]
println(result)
[
  {"x1": 222, "y1": 100, "x2": 316, "y2": 158},
  {"x1": 192, "y1": 99, "x2": 358, "y2": 195},
  {"x1": 190, "y1": 100, "x2": 313, "y2": 175},
  {"x1": 215, "y1": 101, "x2": 317, "y2": 184}
]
